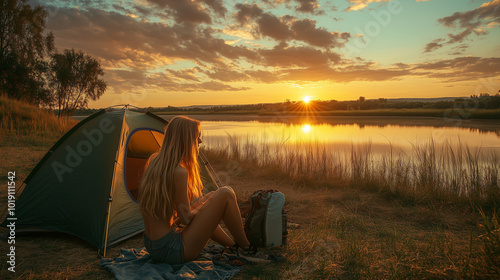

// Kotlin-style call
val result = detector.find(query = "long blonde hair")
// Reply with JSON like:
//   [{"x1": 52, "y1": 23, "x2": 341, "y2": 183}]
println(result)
[{"x1": 139, "y1": 116, "x2": 203, "y2": 222}]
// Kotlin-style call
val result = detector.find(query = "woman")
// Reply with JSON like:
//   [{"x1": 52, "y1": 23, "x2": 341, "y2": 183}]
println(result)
[{"x1": 139, "y1": 116, "x2": 251, "y2": 264}]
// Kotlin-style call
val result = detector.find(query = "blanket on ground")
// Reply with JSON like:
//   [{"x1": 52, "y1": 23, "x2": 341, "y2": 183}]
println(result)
[{"x1": 100, "y1": 245, "x2": 245, "y2": 280}]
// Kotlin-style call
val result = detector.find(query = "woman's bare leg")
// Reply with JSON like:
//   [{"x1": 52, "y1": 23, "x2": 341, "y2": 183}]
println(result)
[
  {"x1": 194, "y1": 192, "x2": 234, "y2": 247},
  {"x1": 182, "y1": 187, "x2": 250, "y2": 261},
  {"x1": 211, "y1": 225, "x2": 234, "y2": 247}
]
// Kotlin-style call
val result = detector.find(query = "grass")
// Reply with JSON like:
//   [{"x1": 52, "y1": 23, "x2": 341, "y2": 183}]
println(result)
[
  {"x1": 201, "y1": 148, "x2": 500, "y2": 279},
  {"x1": 204, "y1": 134, "x2": 500, "y2": 211},
  {"x1": 229, "y1": 166, "x2": 499, "y2": 279},
  {"x1": 0, "y1": 94, "x2": 77, "y2": 147},
  {"x1": 0, "y1": 96, "x2": 78, "y2": 206},
  {"x1": 1, "y1": 96, "x2": 500, "y2": 279}
]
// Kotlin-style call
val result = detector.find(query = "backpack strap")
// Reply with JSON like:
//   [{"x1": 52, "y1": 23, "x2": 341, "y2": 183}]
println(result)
[{"x1": 244, "y1": 192, "x2": 262, "y2": 236}]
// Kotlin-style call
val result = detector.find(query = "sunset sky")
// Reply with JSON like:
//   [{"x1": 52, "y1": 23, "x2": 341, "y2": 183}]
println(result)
[{"x1": 33, "y1": 0, "x2": 500, "y2": 108}]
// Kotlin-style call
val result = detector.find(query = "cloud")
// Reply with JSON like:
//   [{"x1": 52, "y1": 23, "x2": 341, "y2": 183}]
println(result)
[
  {"x1": 424, "y1": 39, "x2": 445, "y2": 53},
  {"x1": 106, "y1": 69, "x2": 148, "y2": 95},
  {"x1": 45, "y1": 6, "x2": 260, "y2": 93},
  {"x1": 137, "y1": 72, "x2": 250, "y2": 92},
  {"x1": 250, "y1": 56, "x2": 500, "y2": 84},
  {"x1": 449, "y1": 44, "x2": 469, "y2": 56},
  {"x1": 245, "y1": 70, "x2": 280, "y2": 83},
  {"x1": 165, "y1": 68, "x2": 200, "y2": 81},
  {"x1": 233, "y1": 5, "x2": 350, "y2": 48},
  {"x1": 266, "y1": 63, "x2": 411, "y2": 83},
  {"x1": 438, "y1": 0, "x2": 500, "y2": 28},
  {"x1": 201, "y1": 68, "x2": 250, "y2": 82},
  {"x1": 47, "y1": 8, "x2": 256, "y2": 67},
  {"x1": 425, "y1": 0, "x2": 500, "y2": 52},
  {"x1": 133, "y1": 5, "x2": 153, "y2": 17},
  {"x1": 234, "y1": 3, "x2": 263, "y2": 24},
  {"x1": 198, "y1": 81, "x2": 250, "y2": 91},
  {"x1": 291, "y1": 19, "x2": 350, "y2": 48},
  {"x1": 146, "y1": 0, "x2": 223, "y2": 24},
  {"x1": 258, "y1": 42, "x2": 341, "y2": 67},
  {"x1": 295, "y1": 0, "x2": 322, "y2": 14},
  {"x1": 412, "y1": 56, "x2": 500, "y2": 82},
  {"x1": 200, "y1": 0, "x2": 226, "y2": 17},
  {"x1": 246, "y1": 56, "x2": 500, "y2": 85},
  {"x1": 256, "y1": 13, "x2": 292, "y2": 41},
  {"x1": 346, "y1": 0, "x2": 391, "y2": 11}
]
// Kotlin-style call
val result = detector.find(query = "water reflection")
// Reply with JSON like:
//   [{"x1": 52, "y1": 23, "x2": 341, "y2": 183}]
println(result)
[
  {"x1": 197, "y1": 120, "x2": 500, "y2": 153},
  {"x1": 172, "y1": 114, "x2": 500, "y2": 136},
  {"x1": 302, "y1": 124, "x2": 311, "y2": 133}
]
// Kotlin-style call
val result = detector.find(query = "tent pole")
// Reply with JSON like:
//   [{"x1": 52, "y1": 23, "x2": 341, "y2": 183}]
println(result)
[
  {"x1": 102, "y1": 197, "x2": 113, "y2": 257},
  {"x1": 102, "y1": 106, "x2": 128, "y2": 257},
  {"x1": 102, "y1": 108, "x2": 128, "y2": 257},
  {"x1": 199, "y1": 151, "x2": 222, "y2": 189}
]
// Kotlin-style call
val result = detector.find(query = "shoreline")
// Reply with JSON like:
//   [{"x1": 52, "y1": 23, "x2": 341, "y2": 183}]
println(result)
[{"x1": 73, "y1": 113, "x2": 500, "y2": 133}]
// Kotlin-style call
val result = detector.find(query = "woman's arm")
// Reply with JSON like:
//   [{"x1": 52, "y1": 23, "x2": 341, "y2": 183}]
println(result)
[{"x1": 174, "y1": 167, "x2": 196, "y2": 225}]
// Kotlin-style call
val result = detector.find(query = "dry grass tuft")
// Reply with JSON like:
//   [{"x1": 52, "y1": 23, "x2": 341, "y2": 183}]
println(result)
[{"x1": 0, "y1": 95, "x2": 77, "y2": 147}]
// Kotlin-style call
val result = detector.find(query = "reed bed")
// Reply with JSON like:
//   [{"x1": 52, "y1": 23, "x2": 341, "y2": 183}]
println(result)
[{"x1": 204, "y1": 134, "x2": 500, "y2": 208}]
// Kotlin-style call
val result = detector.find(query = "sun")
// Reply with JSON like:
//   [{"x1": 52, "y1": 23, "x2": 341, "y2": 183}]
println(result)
[{"x1": 303, "y1": 96, "x2": 311, "y2": 103}]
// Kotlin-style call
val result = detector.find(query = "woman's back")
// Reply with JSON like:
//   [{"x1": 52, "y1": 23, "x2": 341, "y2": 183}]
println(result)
[{"x1": 142, "y1": 212, "x2": 174, "y2": 241}]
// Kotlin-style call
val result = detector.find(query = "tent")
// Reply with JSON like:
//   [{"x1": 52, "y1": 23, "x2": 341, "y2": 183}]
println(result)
[{"x1": 1, "y1": 106, "x2": 220, "y2": 256}]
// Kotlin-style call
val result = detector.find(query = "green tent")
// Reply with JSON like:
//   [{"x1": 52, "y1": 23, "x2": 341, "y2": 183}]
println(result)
[{"x1": 1, "y1": 107, "x2": 219, "y2": 256}]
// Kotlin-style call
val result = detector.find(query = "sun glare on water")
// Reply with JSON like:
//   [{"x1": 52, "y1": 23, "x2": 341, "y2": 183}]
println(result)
[{"x1": 302, "y1": 124, "x2": 311, "y2": 133}]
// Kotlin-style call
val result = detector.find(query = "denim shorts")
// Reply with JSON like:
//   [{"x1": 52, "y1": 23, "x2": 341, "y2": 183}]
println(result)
[{"x1": 144, "y1": 228, "x2": 185, "y2": 264}]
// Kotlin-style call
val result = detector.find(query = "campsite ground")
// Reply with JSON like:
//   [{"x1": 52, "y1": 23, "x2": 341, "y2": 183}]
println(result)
[
  {"x1": 0, "y1": 145, "x2": 498, "y2": 279},
  {"x1": 0, "y1": 97, "x2": 498, "y2": 279}
]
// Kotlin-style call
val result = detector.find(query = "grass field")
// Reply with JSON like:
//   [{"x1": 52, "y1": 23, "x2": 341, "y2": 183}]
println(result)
[{"x1": 1, "y1": 97, "x2": 499, "y2": 279}]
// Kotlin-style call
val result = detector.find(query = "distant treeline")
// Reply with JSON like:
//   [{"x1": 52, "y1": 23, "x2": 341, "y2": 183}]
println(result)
[{"x1": 73, "y1": 93, "x2": 500, "y2": 116}]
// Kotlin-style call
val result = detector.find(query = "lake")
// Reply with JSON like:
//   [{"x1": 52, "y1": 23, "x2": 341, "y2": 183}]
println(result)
[
  {"x1": 75, "y1": 113, "x2": 500, "y2": 155},
  {"x1": 173, "y1": 115, "x2": 499, "y2": 197},
  {"x1": 161, "y1": 115, "x2": 500, "y2": 156}
]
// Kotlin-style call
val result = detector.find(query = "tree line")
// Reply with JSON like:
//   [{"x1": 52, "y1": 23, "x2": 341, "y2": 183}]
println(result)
[
  {"x1": 74, "y1": 94, "x2": 500, "y2": 117},
  {"x1": 0, "y1": 0, "x2": 106, "y2": 117},
  {"x1": 138, "y1": 94, "x2": 500, "y2": 114}
]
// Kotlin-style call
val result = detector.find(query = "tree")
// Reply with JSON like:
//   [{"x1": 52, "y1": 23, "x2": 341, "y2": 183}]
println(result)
[
  {"x1": 357, "y1": 96, "x2": 366, "y2": 110},
  {"x1": 50, "y1": 49, "x2": 106, "y2": 117},
  {"x1": 0, "y1": 0, "x2": 54, "y2": 105}
]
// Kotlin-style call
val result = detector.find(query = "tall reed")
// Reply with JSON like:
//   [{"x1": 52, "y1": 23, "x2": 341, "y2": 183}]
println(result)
[{"x1": 203, "y1": 134, "x2": 500, "y2": 207}]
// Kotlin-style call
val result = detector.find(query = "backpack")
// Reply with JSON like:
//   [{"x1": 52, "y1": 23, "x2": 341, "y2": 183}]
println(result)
[{"x1": 244, "y1": 190, "x2": 287, "y2": 248}]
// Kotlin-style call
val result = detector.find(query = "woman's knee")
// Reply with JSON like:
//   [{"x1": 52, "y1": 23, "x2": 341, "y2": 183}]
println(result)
[{"x1": 215, "y1": 186, "x2": 235, "y2": 200}]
